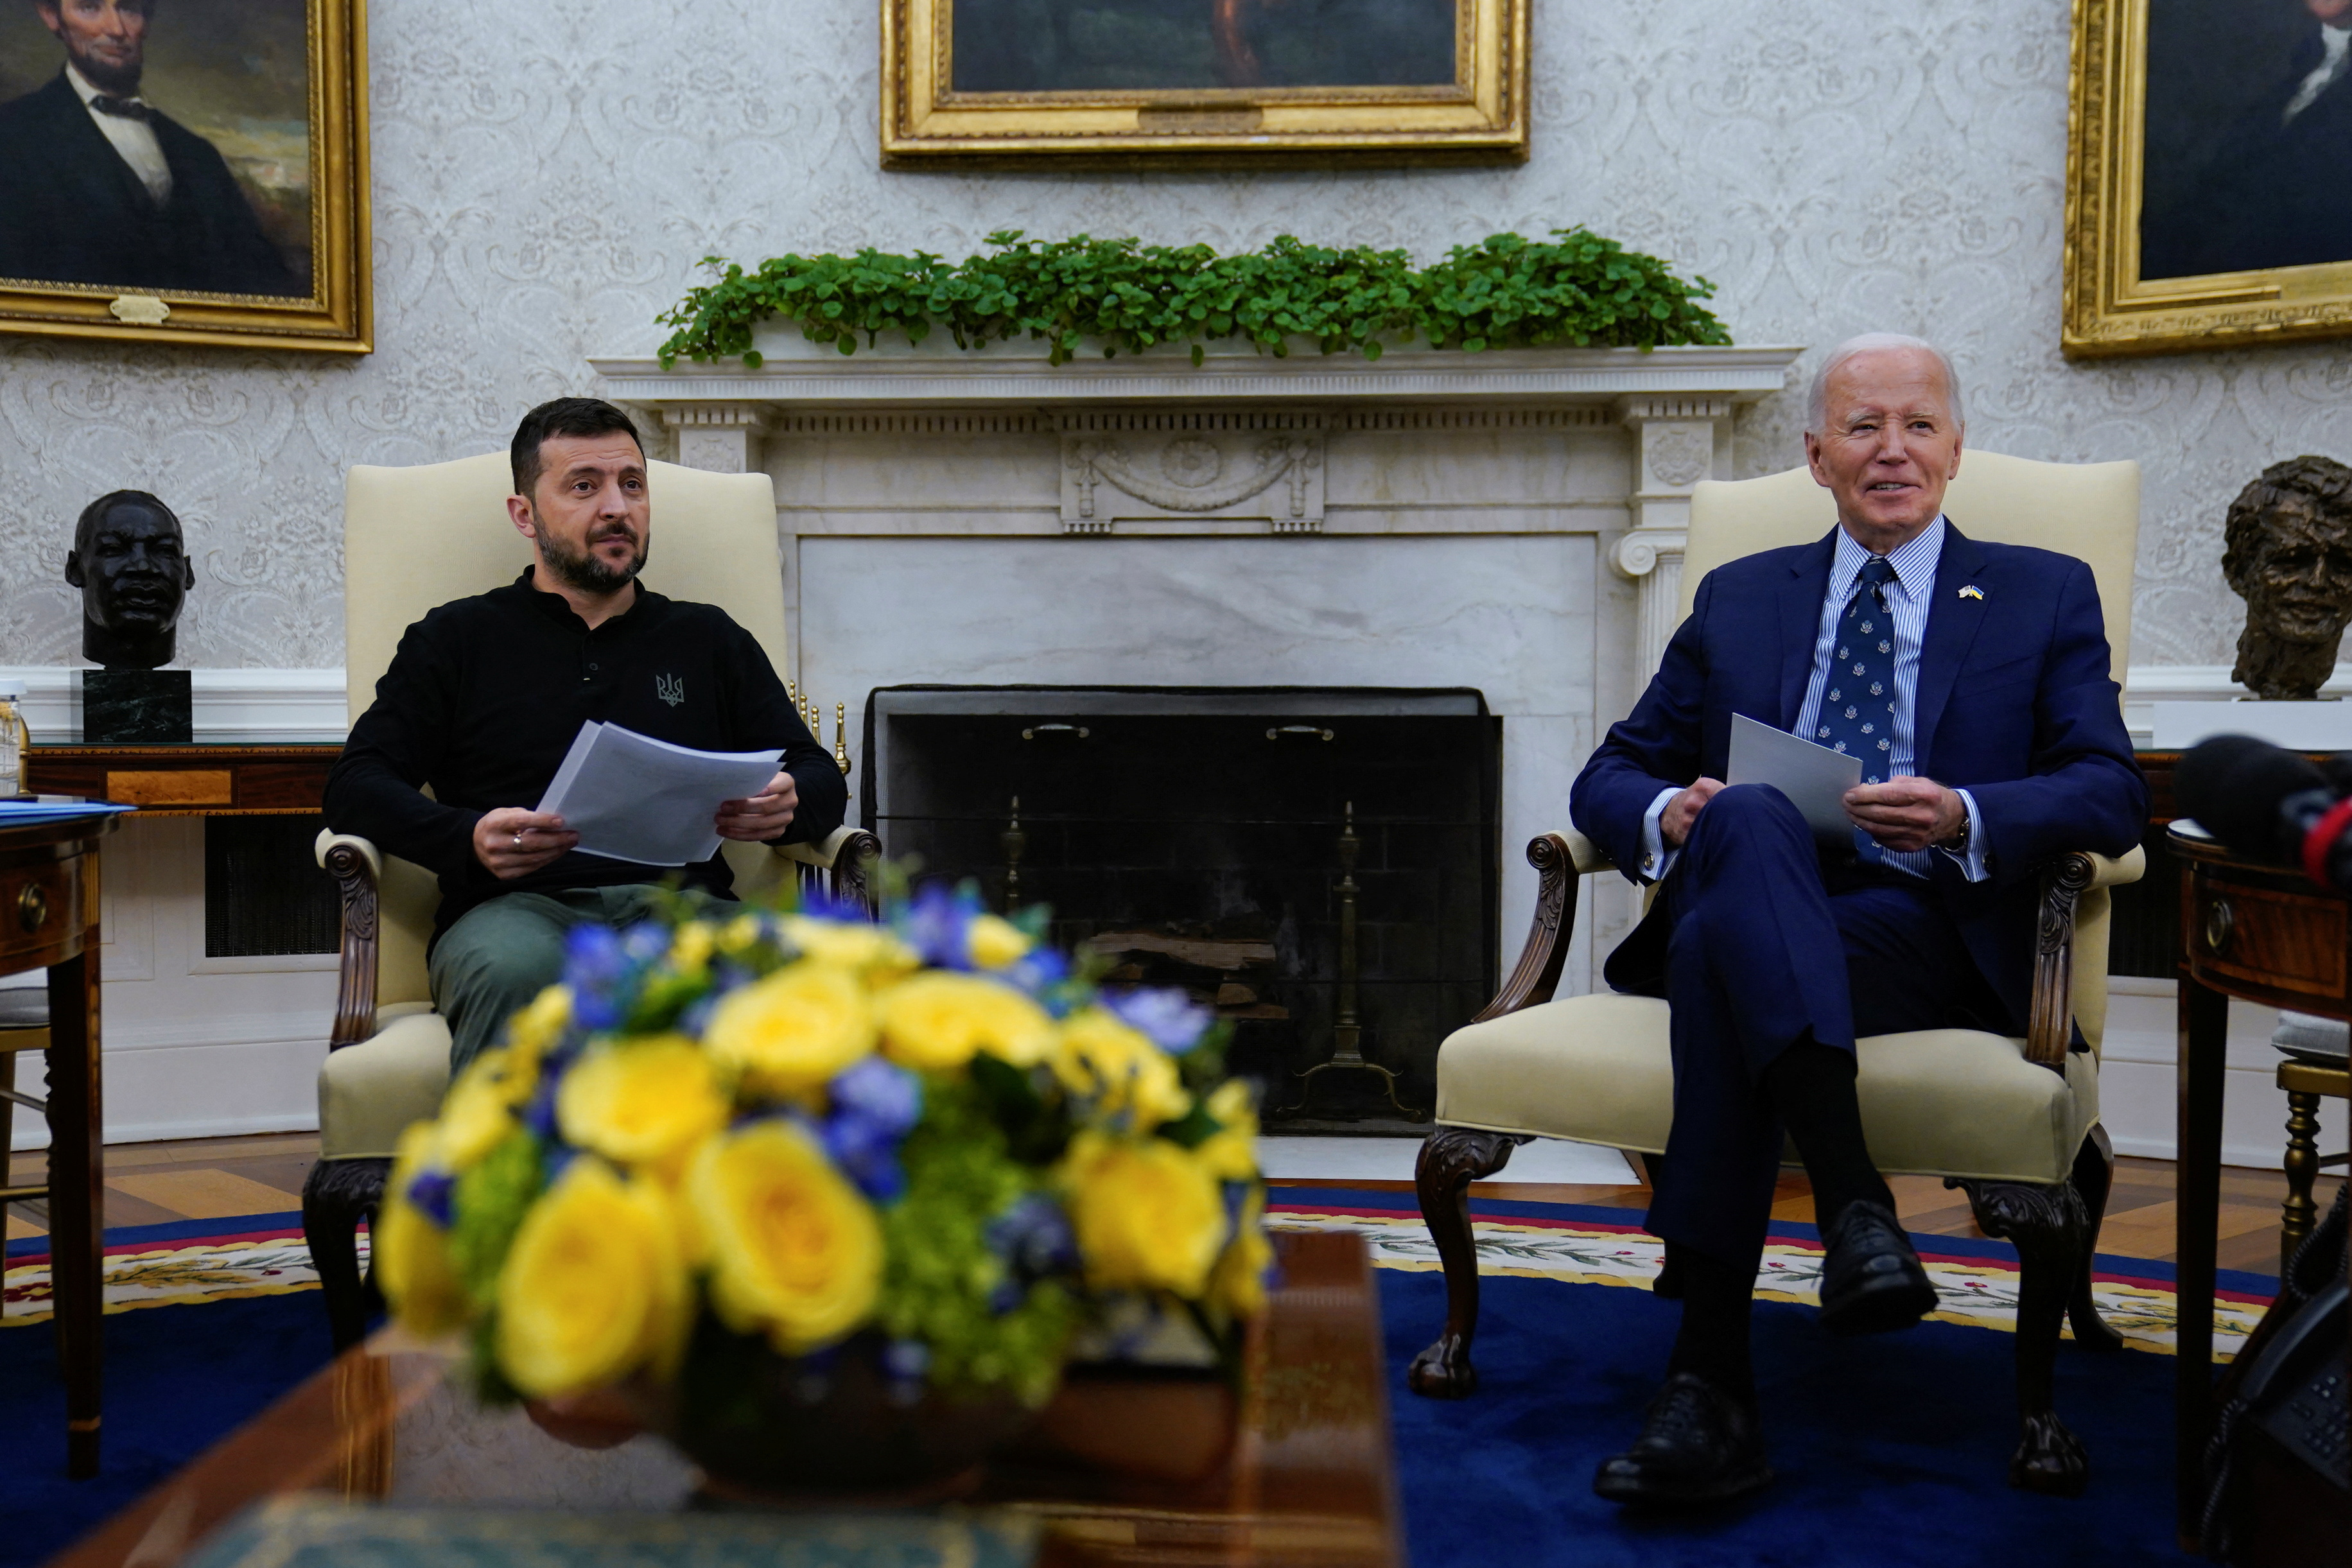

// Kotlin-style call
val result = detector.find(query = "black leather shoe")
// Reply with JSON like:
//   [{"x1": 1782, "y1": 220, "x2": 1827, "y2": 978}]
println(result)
[
  {"x1": 1818, "y1": 1199, "x2": 1938, "y2": 1337},
  {"x1": 1592, "y1": 1372, "x2": 1772, "y2": 1506}
]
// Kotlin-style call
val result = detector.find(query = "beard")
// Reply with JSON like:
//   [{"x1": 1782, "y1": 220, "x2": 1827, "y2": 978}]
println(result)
[
  {"x1": 69, "y1": 46, "x2": 141, "y2": 97},
  {"x1": 537, "y1": 521, "x2": 647, "y2": 595}
]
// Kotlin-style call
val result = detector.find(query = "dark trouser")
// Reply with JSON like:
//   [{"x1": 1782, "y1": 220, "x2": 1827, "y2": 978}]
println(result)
[
  {"x1": 428, "y1": 885, "x2": 672, "y2": 1074},
  {"x1": 1644, "y1": 785, "x2": 1996, "y2": 1271}
]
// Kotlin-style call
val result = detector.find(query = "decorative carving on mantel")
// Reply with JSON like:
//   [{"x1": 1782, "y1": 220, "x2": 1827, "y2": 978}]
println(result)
[
  {"x1": 661, "y1": 403, "x2": 771, "y2": 474},
  {"x1": 1612, "y1": 394, "x2": 1736, "y2": 682},
  {"x1": 1058, "y1": 411, "x2": 1326, "y2": 534}
]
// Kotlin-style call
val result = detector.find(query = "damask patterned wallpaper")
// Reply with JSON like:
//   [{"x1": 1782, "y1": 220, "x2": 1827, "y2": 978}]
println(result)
[{"x1": 0, "y1": 0, "x2": 2338, "y2": 669}]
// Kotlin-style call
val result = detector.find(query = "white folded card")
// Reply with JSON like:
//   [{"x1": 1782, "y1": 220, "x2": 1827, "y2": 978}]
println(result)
[
  {"x1": 535, "y1": 722, "x2": 782, "y2": 867},
  {"x1": 1725, "y1": 713, "x2": 1863, "y2": 844}
]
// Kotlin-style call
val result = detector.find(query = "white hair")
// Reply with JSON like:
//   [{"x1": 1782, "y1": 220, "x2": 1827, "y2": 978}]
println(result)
[{"x1": 1804, "y1": 333, "x2": 1965, "y2": 435}]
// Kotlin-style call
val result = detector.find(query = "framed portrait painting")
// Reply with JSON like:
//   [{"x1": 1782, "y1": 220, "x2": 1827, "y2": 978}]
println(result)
[
  {"x1": 882, "y1": 0, "x2": 1527, "y2": 166},
  {"x1": 0, "y1": 0, "x2": 368, "y2": 353},
  {"x1": 2067, "y1": 0, "x2": 2352, "y2": 356}
]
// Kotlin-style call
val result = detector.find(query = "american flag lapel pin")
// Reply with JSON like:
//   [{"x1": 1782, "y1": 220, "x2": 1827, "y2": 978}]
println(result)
[{"x1": 1958, "y1": 584, "x2": 1984, "y2": 600}]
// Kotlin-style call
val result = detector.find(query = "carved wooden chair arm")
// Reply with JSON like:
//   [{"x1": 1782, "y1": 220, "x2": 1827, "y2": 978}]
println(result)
[
  {"x1": 776, "y1": 826, "x2": 884, "y2": 916},
  {"x1": 2023, "y1": 843, "x2": 2145, "y2": 1072},
  {"x1": 313, "y1": 830, "x2": 383, "y2": 1052}
]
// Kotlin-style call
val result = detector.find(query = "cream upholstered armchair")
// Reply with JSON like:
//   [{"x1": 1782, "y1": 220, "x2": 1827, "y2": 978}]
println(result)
[
  {"x1": 302, "y1": 452, "x2": 880, "y2": 1348},
  {"x1": 1407, "y1": 451, "x2": 2146, "y2": 1497}
]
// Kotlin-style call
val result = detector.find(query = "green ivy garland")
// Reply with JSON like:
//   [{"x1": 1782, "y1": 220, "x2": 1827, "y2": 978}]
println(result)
[{"x1": 656, "y1": 228, "x2": 1731, "y2": 369}]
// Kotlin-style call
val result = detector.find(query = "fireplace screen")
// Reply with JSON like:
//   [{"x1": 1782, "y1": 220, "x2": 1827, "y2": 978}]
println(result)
[{"x1": 863, "y1": 686, "x2": 1499, "y2": 1129}]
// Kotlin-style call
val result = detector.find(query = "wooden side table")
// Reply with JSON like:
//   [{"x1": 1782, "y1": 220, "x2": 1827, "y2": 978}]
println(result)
[
  {"x1": 25, "y1": 741, "x2": 340, "y2": 817},
  {"x1": 0, "y1": 814, "x2": 119, "y2": 1478}
]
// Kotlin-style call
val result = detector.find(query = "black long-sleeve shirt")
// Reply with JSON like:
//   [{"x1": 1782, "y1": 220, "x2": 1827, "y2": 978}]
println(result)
[{"x1": 325, "y1": 570, "x2": 847, "y2": 941}]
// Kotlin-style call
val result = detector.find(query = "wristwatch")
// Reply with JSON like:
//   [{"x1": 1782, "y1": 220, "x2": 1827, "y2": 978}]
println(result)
[{"x1": 1934, "y1": 808, "x2": 1971, "y2": 855}]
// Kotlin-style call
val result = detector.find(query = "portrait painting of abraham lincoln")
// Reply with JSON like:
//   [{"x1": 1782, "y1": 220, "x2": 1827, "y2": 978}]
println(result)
[{"x1": 0, "y1": 0, "x2": 309, "y2": 299}]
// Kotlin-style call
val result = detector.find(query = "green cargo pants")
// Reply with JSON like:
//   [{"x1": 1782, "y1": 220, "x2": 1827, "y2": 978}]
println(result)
[{"x1": 428, "y1": 885, "x2": 673, "y2": 1074}]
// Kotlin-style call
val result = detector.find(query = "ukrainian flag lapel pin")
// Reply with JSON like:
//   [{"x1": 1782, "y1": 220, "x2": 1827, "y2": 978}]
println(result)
[{"x1": 1958, "y1": 584, "x2": 1984, "y2": 600}]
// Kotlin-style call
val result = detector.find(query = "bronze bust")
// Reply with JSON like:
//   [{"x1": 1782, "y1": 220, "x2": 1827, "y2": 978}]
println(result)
[
  {"x1": 2223, "y1": 456, "x2": 2352, "y2": 700},
  {"x1": 64, "y1": 490, "x2": 195, "y2": 670}
]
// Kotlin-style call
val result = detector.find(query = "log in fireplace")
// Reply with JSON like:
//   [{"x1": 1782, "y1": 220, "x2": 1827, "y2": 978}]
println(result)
[{"x1": 863, "y1": 686, "x2": 1500, "y2": 1129}]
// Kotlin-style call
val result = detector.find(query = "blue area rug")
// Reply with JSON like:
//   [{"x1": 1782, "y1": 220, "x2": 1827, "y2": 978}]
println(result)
[
  {"x1": 2, "y1": 1205, "x2": 2203, "y2": 1568},
  {"x1": 1382, "y1": 1267, "x2": 2191, "y2": 1567},
  {"x1": 0, "y1": 1290, "x2": 333, "y2": 1567}
]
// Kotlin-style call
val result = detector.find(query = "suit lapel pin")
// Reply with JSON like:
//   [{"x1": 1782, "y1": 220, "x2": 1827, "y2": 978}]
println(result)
[{"x1": 1958, "y1": 584, "x2": 1984, "y2": 600}]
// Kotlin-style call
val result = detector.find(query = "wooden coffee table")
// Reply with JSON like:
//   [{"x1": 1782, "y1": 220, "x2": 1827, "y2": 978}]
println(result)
[{"x1": 46, "y1": 1230, "x2": 1401, "y2": 1567}]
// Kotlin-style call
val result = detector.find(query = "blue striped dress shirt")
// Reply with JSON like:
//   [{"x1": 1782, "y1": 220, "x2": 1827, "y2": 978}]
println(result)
[{"x1": 1637, "y1": 516, "x2": 1989, "y2": 884}]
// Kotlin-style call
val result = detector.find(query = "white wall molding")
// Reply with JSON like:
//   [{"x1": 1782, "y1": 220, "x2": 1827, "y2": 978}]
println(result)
[
  {"x1": 2123, "y1": 664, "x2": 2352, "y2": 745},
  {"x1": 0, "y1": 667, "x2": 347, "y2": 741}
]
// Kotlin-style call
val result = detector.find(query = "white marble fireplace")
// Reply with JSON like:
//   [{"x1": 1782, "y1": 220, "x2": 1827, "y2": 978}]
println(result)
[{"x1": 593, "y1": 336, "x2": 1803, "y2": 990}]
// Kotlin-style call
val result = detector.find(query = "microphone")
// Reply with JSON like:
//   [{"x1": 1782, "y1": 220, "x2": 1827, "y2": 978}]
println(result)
[{"x1": 2175, "y1": 734, "x2": 2352, "y2": 893}]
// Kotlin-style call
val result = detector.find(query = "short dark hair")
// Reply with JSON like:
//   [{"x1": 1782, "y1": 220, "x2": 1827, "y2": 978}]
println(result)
[
  {"x1": 73, "y1": 489, "x2": 181, "y2": 556},
  {"x1": 510, "y1": 397, "x2": 642, "y2": 496}
]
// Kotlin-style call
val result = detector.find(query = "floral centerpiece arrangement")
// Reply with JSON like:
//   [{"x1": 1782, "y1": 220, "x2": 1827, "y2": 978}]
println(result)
[{"x1": 374, "y1": 884, "x2": 1269, "y2": 1490}]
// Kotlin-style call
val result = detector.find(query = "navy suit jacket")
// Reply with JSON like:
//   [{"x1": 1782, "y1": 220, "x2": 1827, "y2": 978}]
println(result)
[
  {"x1": 1570, "y1": 521, "x2": 2148, "y2": 1033},
  {"x1": 0, "y1": 73, "x2": 299, "y2": 297}
]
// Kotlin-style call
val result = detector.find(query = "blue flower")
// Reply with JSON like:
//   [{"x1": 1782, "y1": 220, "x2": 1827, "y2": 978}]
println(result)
[
  {"x1": 830, "y1": 1056, "x2": 923, "y2": 1138},
  {"x1": 1000, "y1": 946, "x2": 1071, "y2": 1004},
  {"x1": 986, "y1": 1192, "x2": 1080, "y2": 1282},
  {"x1": 1105, "y1": 987, "x2": 1214, "y2": 1054},
  {"x1": 562, "y1": 925, "x2": 633, "y2": 1032},
  {"x1": 896, "y1": 881, "x2": 984, "y2": 970},
  {"x1": 406, "y1": 1169, "x2": 455, "y2": 1226}
]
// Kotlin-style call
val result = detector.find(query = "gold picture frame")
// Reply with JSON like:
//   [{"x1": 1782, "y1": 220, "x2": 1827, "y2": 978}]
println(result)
[
  {"x1": 882, "y1": 0, "x2": 1526, "y2": 167},
  {"x1": 2066, "y1": 0, "x2": 2352, "y2": 358},
  {"x1": 0, "y1": 0, "x2": 369, "y2": 353}
]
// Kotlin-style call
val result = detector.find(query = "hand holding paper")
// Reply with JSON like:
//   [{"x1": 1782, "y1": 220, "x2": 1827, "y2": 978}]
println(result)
[{"x1": 535, "y1": 722, "x2": 786, "y2": 867}]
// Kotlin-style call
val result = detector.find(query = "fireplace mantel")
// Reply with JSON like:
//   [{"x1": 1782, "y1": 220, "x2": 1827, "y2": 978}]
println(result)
[
  {"x1": 589, "y1": 338, "x2": 1804, "y2": 993},
  {"x1": 590, "y1": 341, "x2": 1803, "y2": 412}
]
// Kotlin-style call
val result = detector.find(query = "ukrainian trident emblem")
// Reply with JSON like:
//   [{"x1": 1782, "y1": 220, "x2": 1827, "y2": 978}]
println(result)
[{"x1": 656, "y1": 673, "x2": 685, "y2": 707}]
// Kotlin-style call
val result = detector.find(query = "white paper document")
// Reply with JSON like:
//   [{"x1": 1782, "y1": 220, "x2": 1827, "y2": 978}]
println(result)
[
  {"x1": 535, "y1": 722, "x2": 782, "y2": 866},
  {"x1": 1725, "y1": 713, "x2": 1863, "y2": 844}
]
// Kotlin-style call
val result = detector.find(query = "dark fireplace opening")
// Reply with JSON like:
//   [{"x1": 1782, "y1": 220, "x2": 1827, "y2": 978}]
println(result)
[{"x1": 864, "y1": 687, "x2": 1501, "y2": 1130}]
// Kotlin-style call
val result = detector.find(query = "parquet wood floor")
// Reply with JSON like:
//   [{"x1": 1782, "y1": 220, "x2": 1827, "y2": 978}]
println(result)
[{"x1": 4, "y1": 1136, "x2": 2340, "y2": 1278}]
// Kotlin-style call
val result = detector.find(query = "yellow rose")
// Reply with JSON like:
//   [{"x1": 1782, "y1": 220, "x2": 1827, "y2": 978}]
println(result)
[
  {"x1": 878, "y1": 971, "x2": 1054, "y2": 1071},
  {"x1": 704, "y1": 961, "x2": 877, "y2": 1099},
  {"x1": 376, "y1": 1122, "x2": 469, "y2": 1336},
  {"x1": 1053, "y1": 1010, "x2": 1190, "y2": 1130},
  {"x1": 1208, "y1": 1186, "x2": 1273, "y2": 1321},
  {"x1": 964, "y1": 914, "x2": 1032, "y2": 970},
  {"x1": 1193, "y1": 1078, "x2": 1260, "y2": 1183},
  {"x1": 719, "y1": 912, "x2": 765, "y2": 954},
  {"x1": 781, "y1": 915, "x2": 920, "y2": 980},
  {"x1": 504, "y1": 984, "x2": 571, "y2": 1080},
  {"x1": 557, "y1": 1035, "x2": 729, "y2": 1174},
  {"x1": 670, "y1": 920, "x2": 717, "y2": 973},
  {"x1": 688, "y1": 1120, "x2": 882, "y2": 1355},
  {"x1": 437, "y1": 1052, "x2": 520, "y2": 1171},
  {"x1": 1062, "y1": 1130, "x2": 1228, "y2": 1298},
  {"x1": 494, "y1": 1157, "x2": 687, "y2": 1397}
]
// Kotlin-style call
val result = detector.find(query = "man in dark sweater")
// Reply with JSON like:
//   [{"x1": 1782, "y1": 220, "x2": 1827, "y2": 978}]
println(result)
[{"x1": 324, "y1": 398, "x2": 846, "y2": 1070}]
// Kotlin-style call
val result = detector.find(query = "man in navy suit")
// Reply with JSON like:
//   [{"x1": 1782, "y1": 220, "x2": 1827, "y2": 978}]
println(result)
[
  {"x1": 0, "y1": 0, "x2": 298, "y2": 297},
  {"x1": 1570, "y1": 335, "x2": 2147, "y2": 1506}
]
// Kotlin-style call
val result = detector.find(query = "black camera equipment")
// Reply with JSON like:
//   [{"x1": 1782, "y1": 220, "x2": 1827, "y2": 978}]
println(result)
[{"x1": 2174, "y1": 734, "x2": 2352, "y2": 895}]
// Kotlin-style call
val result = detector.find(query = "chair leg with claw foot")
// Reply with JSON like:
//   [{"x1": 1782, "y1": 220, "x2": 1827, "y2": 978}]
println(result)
[
  {"x1": 1955, "y1": 1175, "x2": 2095, "y2": 1496},
  {"x1": 304, "y1": 1157, "x2": 390, "y2": 1352},
  {"x1": 1407, "y1": 1128, "x2": 1526, "y2": 1398}
]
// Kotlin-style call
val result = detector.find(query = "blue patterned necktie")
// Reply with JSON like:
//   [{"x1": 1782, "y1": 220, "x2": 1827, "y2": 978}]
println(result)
[{"x1": 1815, "y1": 555, "x2": 1899, "y2": 862}]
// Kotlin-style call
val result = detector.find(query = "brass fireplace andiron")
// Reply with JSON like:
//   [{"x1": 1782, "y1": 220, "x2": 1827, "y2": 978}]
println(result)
[{"x1": 1286, "y1": 801, "x2": 1428, "y2": 1122}]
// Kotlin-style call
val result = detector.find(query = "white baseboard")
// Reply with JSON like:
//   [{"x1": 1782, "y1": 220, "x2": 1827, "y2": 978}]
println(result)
[{"x1": 10, "y1": 1032, "x2": 326, "y2": 1149}]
